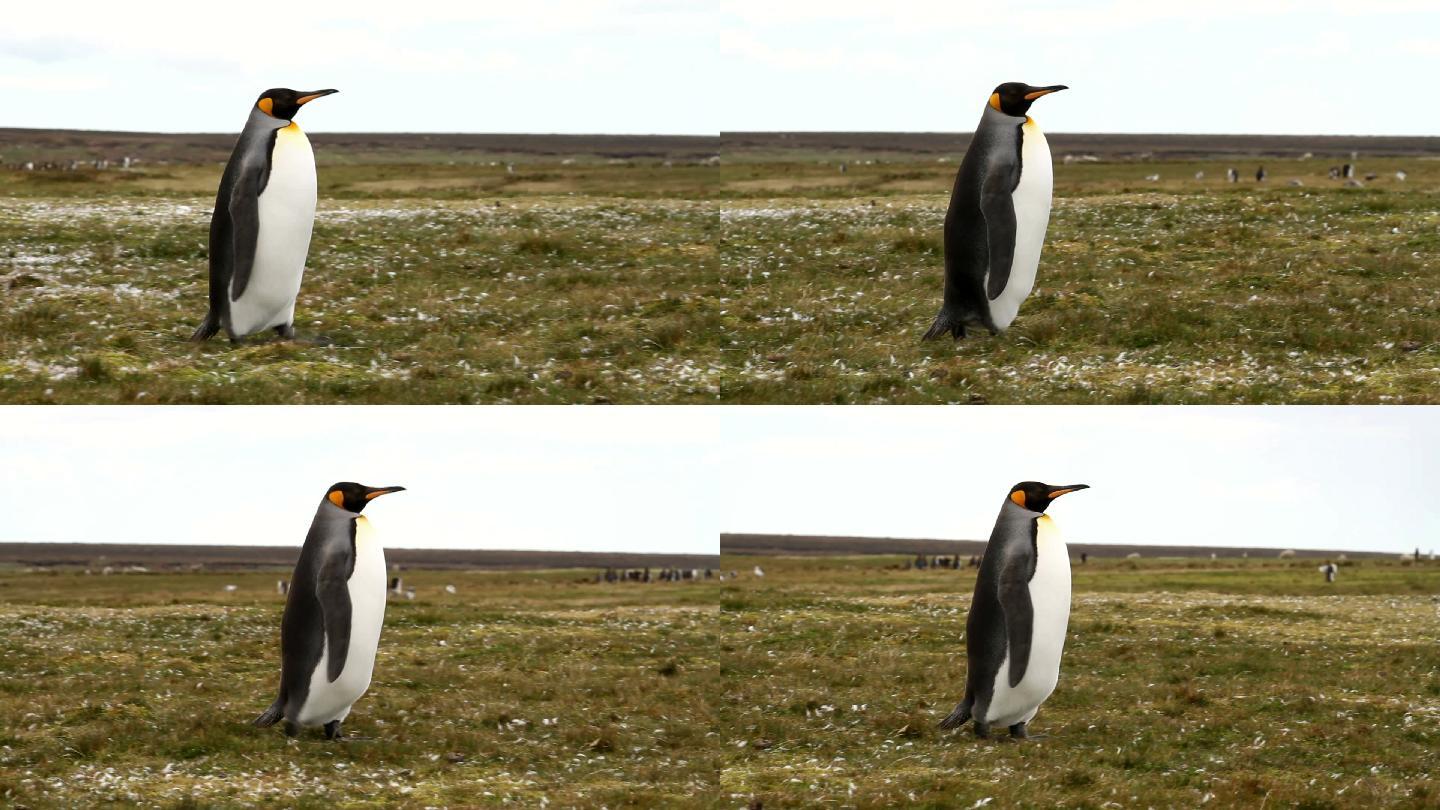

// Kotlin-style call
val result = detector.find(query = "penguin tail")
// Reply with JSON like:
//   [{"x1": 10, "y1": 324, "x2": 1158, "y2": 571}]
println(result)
[
  {"x1": 252, "y1": 697, "x2": 285, "y2": 728},
  {"x1": 938, "y1": 700, "x2": 972, "y2": 731},
  {"x1": 190, "y1": 311, "x2": 220, "y2": 343},
  {"x1": 922, "y1": 307, "x2": 967, "y2": 341}
]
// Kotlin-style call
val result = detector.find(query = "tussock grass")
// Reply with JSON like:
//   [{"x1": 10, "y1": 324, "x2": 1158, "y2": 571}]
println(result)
[
  {"x1": 0, "y1": 568, "x2": 719, "y2": 806},
  {"x1": 2, "y1": 157, "x2": 1436, "y2": 402},
  {"x1": 718, "y1": 554, "x2": 1440, "y2": 807}
]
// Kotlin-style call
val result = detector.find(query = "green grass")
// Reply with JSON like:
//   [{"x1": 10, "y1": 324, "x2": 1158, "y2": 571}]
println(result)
[
  {"x1": 2, "y1": 156, "x2": 1437, "y2": 402},
  {"x1": 0, "y1": 568, "x2": 719, "y2": 807},
  {"x1": 3, "y1": 557, "x2": 1438, "y2": 805},
  {"x1": 719, "y1": 555, "x2": 1440, "y2": 808}
]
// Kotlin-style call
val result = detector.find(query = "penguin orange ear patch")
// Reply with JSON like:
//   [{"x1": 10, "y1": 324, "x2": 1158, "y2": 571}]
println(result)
[
  {"x1": 328, "y1": 490, "x2": 345, "y2": 508},
  {"x1": 1010, "y1": 490, "x2": 1027, "y2": 507},
  {"x1": 258, "y1": 98, "x2": 274, "y2": 116},
  {"x1": 989, "y1": 93, "x2": 1001, "y2": 111}
]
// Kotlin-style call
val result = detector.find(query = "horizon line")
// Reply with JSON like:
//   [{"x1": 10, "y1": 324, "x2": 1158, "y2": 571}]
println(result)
[{"x1": 3, "y1": 126, "x2": 1437, "y2": 141}]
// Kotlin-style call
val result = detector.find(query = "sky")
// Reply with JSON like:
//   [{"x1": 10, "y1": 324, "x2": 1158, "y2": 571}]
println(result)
[
  {"x1": 713, "y1": 407, "x2": 1438, "y2": 555},
  {"x1": 2, "y1": 1, "x2": 1436, "y2": 135},
  {"x1": 0, "y1": 407, "x2": 718, "y2": 555},
  {"x1": 2, "y1": 407, "x2": 1434, "y2": 555}
]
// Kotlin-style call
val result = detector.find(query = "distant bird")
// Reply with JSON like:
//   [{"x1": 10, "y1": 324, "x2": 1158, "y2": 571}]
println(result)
[
  {"x1": 277, "y1": 580, "x2": 289, "y2": 595},
  {"x1": 1145, "y1": 173, "x2": 1161, "y2": 182},
  {"x1": 1227, "y1": 168, "x2": 1239, "y2": 183},
  {"x1": 1342, "y1": 163, "x2": 1354, "y2": 179},
  {"x1": 1329, "y1": 166, "x2": 1341, "y2": 180},
  {"x1": 1256, "y1": 166, "x2": 1267, "y2": 182},
  {"x1": 404, "y1": 589, "x2": 416, "y2": 601},
  {"x1": 940, "y1": 482, "x2": 1088, "y2": 738},
  {"x1": 389, "y1": 576, "x2": 404, "y2": 595},
  {"x1": 1396, "y1": 170, "x2": 1408, "y2": 182},
  {"x1": 1194, "y1": 170, "x2": 1204, "y2": 180},
  {"x1": 192, "y1": 88, "x2": 338, "y2": 344},
  {"x1": 1364, "y1": 173, "x2": 1378, "y2": 181},
  {"x1": 1320, "y1": 562, "x2": 1337, "y2": 583},
  {"x1": 753, "y1": 565, "x2": 765, "y2": 578},
  {"x1": 924, "y1": 82, "x2": 1068, "y2": 340},
  {"x1": 253, "y1": 482, "x2": 405, "y2": 740},
  {"x1": 1288, "y1": 179, "x2": 1304, "y2": 187},
  {"x1": 224, "y1": 584, "x2": 239, "y2": 593},
  {"x1": 444, "y1": 584, "x2": 457, "y2": 595}
]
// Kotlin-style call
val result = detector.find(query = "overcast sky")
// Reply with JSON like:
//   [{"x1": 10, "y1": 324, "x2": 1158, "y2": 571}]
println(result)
[
  {"x1": 714, "y1": 407, "x2": 1438, "y2": 554},
  {"x1": 718, "y1": 0, "x2": 1440, "y2": 135},
  {"x1": 3, "y1": 407, "x2": 1433, "y2": 555},
  {"x1": 0, "y1": 407, "x2": 717, "y2": 555},
  {"x1": 0, "y1": 1, "x2": 715, "y2": 134},
  {"x1": 2, "y1": 2, "x2": 1435, "y2": 135}
]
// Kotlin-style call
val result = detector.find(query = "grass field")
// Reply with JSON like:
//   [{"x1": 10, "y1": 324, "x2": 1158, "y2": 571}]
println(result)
[
  {"x1": 2, "y1": 146, "x2": 1438, "y2": 403},
  {"x1": 720, "y1": 555, "x2": 1440, "y2": 808},
  {"x1": 0, "y1": 568, "x2": 719, "y2": 807}
]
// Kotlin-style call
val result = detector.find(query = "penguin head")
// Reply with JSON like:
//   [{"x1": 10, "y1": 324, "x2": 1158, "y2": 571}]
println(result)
[
  {"x1": 988, "y1": 83, "x2": 1067, "y2": 117},
  {"x1": 1008, "y1": 481, "x2": 1088, "y2": 513},
  {"x1": 255, "y1": 88, "x2": 338, "y2": 121},
  {"x1": 326, "y1": 482, "x2": 406, "y2": 513}
]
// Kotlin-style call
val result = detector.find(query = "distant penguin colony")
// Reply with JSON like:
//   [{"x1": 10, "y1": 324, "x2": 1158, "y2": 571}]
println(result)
[
  {"x1": 254, "y1": 482, "x2": 405, "y2": 739},
  {"x1": 924, "y1": 82, "x2": 1067, "y2": 340},
  {"x1": 940, "y1": 481, "x2": 1088, "y2": 739},
  {"x1": 192, "y1": 88, "x2": 338, "y2": 344}
]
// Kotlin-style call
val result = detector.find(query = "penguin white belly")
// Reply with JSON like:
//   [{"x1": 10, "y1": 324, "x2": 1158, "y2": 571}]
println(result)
[
  {"x1": 985, "y1": 515, "x2": 1071, "y2": 726},
  {"x1": 297, "y1": 516, "x2": 386, "y2": 726},
  {"x1": 988, "y1": 119, "x2": 1053, "y2": 331},
  {"x1": 230, "y1": 123, "x2": 316, "y2": 336}
]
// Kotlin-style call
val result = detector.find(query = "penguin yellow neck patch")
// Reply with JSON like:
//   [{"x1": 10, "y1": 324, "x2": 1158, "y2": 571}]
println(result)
[{"x1": 258, "y1": 98, "x2": 274, "y2": 116}]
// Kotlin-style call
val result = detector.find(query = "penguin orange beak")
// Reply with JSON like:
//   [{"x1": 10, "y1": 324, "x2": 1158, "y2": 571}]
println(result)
[
  {"x1": 296, "y1": 89, "x2": 339, "y2": 105},
  {"x1": 364, "y1": 485, "x2": 406, "y2": 500},
  {"x1": 1024, "y1": 85, "x2": 1068, "y2": 101},
  {"x1": 1047, "y1": 484, "x2": 1089, "y2": 499}
]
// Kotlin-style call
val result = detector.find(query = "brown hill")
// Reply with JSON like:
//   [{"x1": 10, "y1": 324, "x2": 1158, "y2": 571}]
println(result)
[
  {"x1": 0, "y1": 543, "x2": 718, "y2": 571},
  {"x1": 722, "y1": 132, "x2": 1440, "y2": 161},
  {"x1": 721, "y1": 533, "x2": 1389, "y2": 559}
]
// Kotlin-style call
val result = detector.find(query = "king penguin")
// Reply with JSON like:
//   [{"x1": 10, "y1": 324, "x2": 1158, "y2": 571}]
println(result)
[
  {"x1": 254, "y1": 482, "x2": 405, "y2": 739},
  {"x1": 192, "y1": 88, "x2": 337, "y2": 343},
  {"x1": 923, "y1": 83, "x2": 1067, "y2": 340},
  {"x1": 939, "y1": 481, "x2": 1088, "y2": 739}
]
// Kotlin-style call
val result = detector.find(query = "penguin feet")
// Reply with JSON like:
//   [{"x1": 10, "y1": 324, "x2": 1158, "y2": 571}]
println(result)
[
  {"x1": 323, "y1": 720, "x2": 343, "y2": 740},
  {"x1": 972, "y1": 722, "x2": 991, "y2": 740},
  {"x1": 283, "y1": 721, "x2": 299, "y2": 738},
  {"x1": 1008, "y1": 723, "x2": 1048, "y2": 741},
  {"x1": 273, "y1": 323, "x2": 296, "y2": 341}
]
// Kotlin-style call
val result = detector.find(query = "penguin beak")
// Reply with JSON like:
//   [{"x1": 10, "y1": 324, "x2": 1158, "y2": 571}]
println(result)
[
  {"x1": 295, "y1": 89, "x2": 339, "y2": 105},
  {"x1": 364, "y1": 486, "x2": 406, "y2": 500},
  {"x1": 1047, "y1": 484, "x2": 1089, "y2": 499},
  {"x1": 1024, "y1": 85, "x2": 1068, "y2": 101}
]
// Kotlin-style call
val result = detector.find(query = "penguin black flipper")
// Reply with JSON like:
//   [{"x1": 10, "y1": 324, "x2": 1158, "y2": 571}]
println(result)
[
  {"x1": 981, "y1": 165, "x2": 1020, "y2": 301},
  {"x1": 194, "y1": 156, "x2": 264, "y2": 342},
  {"x1": 997, "y1": 542, "x2": 1037, "y2": 688},
  {"x1": 316, "y1": 531, "x2": 356, "y2": 682},
  {"x1": 225, "y1": 163, "x2": 265, "y2": 304}
]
